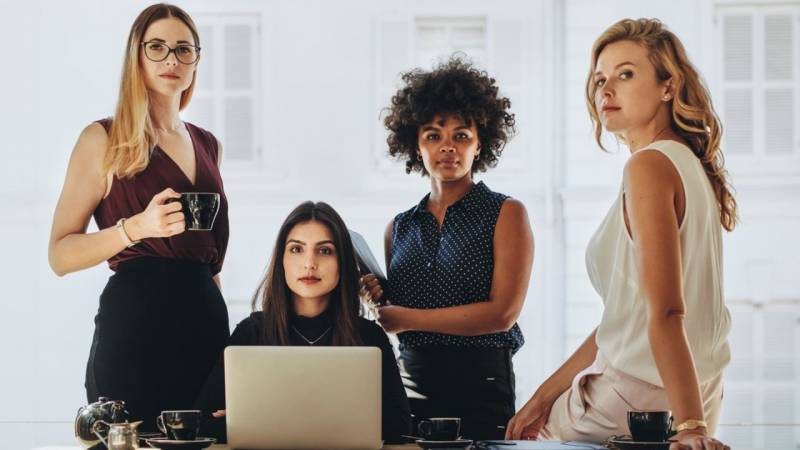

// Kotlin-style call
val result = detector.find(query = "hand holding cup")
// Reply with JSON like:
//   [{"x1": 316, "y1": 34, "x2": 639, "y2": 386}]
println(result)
[{"x1": 127, "y1": 188, "x2": 186, "y2": 240}]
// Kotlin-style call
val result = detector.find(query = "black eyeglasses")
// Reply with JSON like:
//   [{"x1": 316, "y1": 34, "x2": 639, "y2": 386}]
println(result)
[{"x1": 141, "y1": 40, "x2": 201, "y2": 64}]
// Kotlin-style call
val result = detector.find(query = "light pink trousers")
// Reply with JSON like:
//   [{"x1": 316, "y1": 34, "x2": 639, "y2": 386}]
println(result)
[{"x1": 538, "y1": 353, "x2": 723, "y2": 443}]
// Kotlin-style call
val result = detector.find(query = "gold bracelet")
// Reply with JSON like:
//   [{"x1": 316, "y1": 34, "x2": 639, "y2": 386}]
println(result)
[
  {"x1": 116, "y1": 218, "x2": 140, "y2": 248},
  {"x1": 676, "y1": 419, "x2": 707, "y2": 433}
]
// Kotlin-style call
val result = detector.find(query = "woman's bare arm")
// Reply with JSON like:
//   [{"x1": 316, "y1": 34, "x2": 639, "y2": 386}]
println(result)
[
  {"x1": 48, "y1": 123, "x2": 127, "y2": 276},
  {"x1": 625, "y1": 150, "x2": 706, "y2": 434},
  {"x1": 49, "y1": 123, "x2": 185, "y2": 276}
]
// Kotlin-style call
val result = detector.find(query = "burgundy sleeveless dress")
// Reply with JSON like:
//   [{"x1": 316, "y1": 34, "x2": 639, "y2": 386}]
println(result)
[
  {"x1": 93, "y1": 118, "x2": 229, "y2": 274},
  {"x1": 85, "y1": 119, "x2": 230, "y2": 431}
]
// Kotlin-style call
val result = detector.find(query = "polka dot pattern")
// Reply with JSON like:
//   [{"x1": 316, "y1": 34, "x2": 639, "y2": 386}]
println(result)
[{"x1": 387, "y1": 181, "x2": 524, "y2": 352}]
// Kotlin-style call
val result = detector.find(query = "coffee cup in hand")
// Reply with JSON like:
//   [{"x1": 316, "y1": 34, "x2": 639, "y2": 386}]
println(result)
[{"x1": 177, "y1": 192, "x2": 220, "y2": 231}]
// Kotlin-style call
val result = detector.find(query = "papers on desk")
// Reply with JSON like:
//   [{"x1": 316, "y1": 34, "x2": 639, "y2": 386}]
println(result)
[{"x1": 477, "y1": 441, "x2": 606, "y2": 450}]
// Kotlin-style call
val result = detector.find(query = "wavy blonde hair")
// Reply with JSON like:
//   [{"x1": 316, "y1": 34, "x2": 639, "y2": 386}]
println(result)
[
  {"x1": 586, "y1": 18, "x2": 738, "y2": 231},
  {"x1": 105, "y1": 3, "x2": 199, "y2": 179}
]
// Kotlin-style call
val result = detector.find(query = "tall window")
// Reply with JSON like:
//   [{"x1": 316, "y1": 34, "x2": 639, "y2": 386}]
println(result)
[
  {"x1": 183, "y1": 14, "x2": 261, "y2": 169},
  {"x1": 715, "y1": 4, "x2": 799, "y2": 175},
  {"x1": 414, "y1": 17, "x2": 488, "y2": 68}
]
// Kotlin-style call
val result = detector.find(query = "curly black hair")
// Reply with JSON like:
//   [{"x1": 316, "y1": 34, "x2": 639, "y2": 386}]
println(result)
[{"x1": 383, "y1": 55, "x2": 516, "y2": 176}]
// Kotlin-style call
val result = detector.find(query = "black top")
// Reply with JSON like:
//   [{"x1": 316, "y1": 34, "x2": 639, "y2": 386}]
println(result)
[
  {"x1": 194, "y1": 309, "x2": 411, "y2": 443},
  {"x1": 387, "y1": 181, "x2": 525, "y2": 352}
]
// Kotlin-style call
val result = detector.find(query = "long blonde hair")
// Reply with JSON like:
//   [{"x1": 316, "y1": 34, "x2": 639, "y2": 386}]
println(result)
[
  {"x1": 105, "y1": 3, "x2": 199, "y2": 179},
  {"x1": 585, "y1": 18, "x2": 738, "y2": 231}
]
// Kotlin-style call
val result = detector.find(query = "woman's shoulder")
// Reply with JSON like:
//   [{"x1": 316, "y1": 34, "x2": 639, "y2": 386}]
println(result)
[
  {"x1": 81, "y1": 119, "x2": 111, "y2": 144},
  {"x1": 92, "y1": 117, "x2": 113, "y2": 133},
  {"x1": 185, "y1": 121, "x2": 221, "y2": 159},
  {"x1": 70, "y1": 121, "x2": 111, "y2": 170},
  {"x1": 394, "y1": 203, "x2": 417, "y2": 222},
  {"x1": 475, "y1": 181, "x2": 510, "y2": 206},
  {"x1": 241, "y1": 311, "x2": 265, "y2": 328},
  {"x1": 623, "y1": 147, "x2": 682, "y2": 192},
  {"x1": 498, "y1": 197, "x2": 528, "y2": 221},
  {"x1": 393, "y1": 195, "x2": 428, "y2": 227},
  {"x1": 185, "y1": 121, "x2": 218, "y2": 140},
  {"x1": 229, "y1": 312, "x2": 264, "y2": 345},
  {"x1": 186, "y1": 122, "x2": 219, "y2": 145}
]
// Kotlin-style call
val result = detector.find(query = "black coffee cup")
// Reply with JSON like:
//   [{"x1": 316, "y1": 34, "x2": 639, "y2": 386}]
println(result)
[
  {"x1": 156, "y1": 410, "x2": 201, "y2": 440},
  {"x1": 418, "y1": 417, "x2": 461, "y2": 441},
  {"x1": 628, "y1": 410, "x2": 675, "y2": 442},
  {"x1": 179, "y1": 192, "x2": 220, "y2": 231}
]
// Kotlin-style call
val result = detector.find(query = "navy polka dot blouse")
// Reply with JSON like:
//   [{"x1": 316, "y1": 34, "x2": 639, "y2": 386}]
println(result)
[{"x1": 387, "y1": 181, "x2": 525, "y2": 352}]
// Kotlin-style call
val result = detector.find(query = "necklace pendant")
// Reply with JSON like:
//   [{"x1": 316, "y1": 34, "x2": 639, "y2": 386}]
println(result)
[{"x1": 291, "y1": 326, "x2": 332, "y2": 345}]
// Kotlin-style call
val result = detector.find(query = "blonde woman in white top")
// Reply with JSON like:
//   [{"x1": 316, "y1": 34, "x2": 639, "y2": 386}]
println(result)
[{"x1": 506, "y1": 19, "x2": 736, "y2": 450}]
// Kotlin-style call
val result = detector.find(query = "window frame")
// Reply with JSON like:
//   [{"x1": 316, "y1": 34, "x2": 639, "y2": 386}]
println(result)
[
  {"x1": 185, "y1": 11, "x2": 272, "y2": 180},
  {"x1": 713, "y1": 2, "x2": 800, "y2": 180}
]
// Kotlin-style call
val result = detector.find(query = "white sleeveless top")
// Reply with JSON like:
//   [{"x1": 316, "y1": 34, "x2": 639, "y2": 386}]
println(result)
[{"x1": 587, "y1": 140, "x2": 731, "y2": 387}]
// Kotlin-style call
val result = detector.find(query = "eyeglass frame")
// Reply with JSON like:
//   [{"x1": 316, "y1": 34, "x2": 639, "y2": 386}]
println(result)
[{"x1": 140, "y1": 40, "x2": 201, "y2": 65}]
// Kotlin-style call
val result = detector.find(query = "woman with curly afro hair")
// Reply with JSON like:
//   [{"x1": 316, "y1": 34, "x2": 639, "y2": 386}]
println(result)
[{"x1": 361, "y1": 56, "x2": 534, "y2": 440}]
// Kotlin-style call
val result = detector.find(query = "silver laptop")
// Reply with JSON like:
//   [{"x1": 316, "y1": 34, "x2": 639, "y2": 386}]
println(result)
[{"x1": 224, "y1": 346, "x2": 382, "y2": 450}]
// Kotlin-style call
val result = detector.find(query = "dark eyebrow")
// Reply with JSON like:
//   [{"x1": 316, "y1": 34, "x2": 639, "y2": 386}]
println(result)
[
  {"x1": 145, "y1": 38, "x2": 194, "y2": 45},
  {"x1": 315, "y1": 240, "x2": 335, "y2": 247},
  {"x1": 421, "y1": 124, "x2": 471, "y2": 132},
  {"x1": 594, "y1": 61, "x2": 636, "y2": 77},
  {"x1": 287, "y1": 239, "x2": 306, "y2": 245}
]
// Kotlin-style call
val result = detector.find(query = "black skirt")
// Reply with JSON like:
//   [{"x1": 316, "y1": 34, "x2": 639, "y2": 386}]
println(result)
[
  {"x1": 400, "y1": 347, "x2": 516, "y2": 441},
  {"x1": 85, "y1": 257, "x2": 229, "y2": 431}
]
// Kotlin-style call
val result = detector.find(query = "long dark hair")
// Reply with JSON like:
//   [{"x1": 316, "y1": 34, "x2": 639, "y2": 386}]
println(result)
[{"x1": 251, "y1": 201, "x2": 362, "y2": 346}]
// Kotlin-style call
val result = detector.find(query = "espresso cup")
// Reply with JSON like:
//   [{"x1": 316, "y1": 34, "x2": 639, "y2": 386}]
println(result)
[
  {"x1": 179, "y1": 192, "x2": 220, "y2": 231},
  {"x1": 628, "y1": 410, "x2": 675, "y2": 442},
  {"x1": 418, "y1": 417, "x2": 461, "y2": 441},
  {"x1": 156, "y1": 410, "x2": 201, "y2": 441}
]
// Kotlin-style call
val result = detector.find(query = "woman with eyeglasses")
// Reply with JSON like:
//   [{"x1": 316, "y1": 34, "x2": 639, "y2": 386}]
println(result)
[{"x1": 48, "y1": 3, "x2": 229, "y2": 430}]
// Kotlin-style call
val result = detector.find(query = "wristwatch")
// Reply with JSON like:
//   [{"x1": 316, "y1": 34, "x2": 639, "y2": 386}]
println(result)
[
  {"x1": 676, "y1": 419, "x2": 707, "y2": 433},
  {"x1": 116, "y1": 218, "x2": 140, "y2": 248}
]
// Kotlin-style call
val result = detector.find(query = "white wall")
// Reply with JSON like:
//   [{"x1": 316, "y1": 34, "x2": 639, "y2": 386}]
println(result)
[{"x1": 1, "y1": 0, "x2": 798, "y2": 448}]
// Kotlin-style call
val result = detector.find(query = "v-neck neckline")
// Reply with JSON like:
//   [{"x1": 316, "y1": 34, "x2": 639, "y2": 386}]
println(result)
[{"x1": 155, "y1": 121, "x2": 199, "y2": 187}]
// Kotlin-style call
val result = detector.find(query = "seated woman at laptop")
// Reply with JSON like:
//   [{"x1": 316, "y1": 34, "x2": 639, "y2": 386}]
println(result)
[{"x1": 195, "y1": 201, "x2": 411, "y2": 443}]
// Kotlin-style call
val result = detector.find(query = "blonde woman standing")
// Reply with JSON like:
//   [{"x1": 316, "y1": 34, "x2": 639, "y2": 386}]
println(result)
[
  {"x1": 48, "y1": 4, "x2": 229, "y2": 430},
  {"x1": 506, "y1": 19, "x2": 734, "y2": 450}
]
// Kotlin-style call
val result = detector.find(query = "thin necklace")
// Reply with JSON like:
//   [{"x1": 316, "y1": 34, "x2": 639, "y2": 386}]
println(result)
[
  {"x1": 155, "y1": 120, "x2": 183, "y2": 133},
  {"x1": 291, "y1": 326, "x2": 332, "y2": 345}
]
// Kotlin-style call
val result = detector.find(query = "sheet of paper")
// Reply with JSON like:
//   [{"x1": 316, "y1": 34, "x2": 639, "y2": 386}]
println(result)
[
  {"x1": 348, "y1": 229, "x2": 387, "y2": 285},
  {"x1": 476, "y1": 441, "x2": 607, "y2": 450}
]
